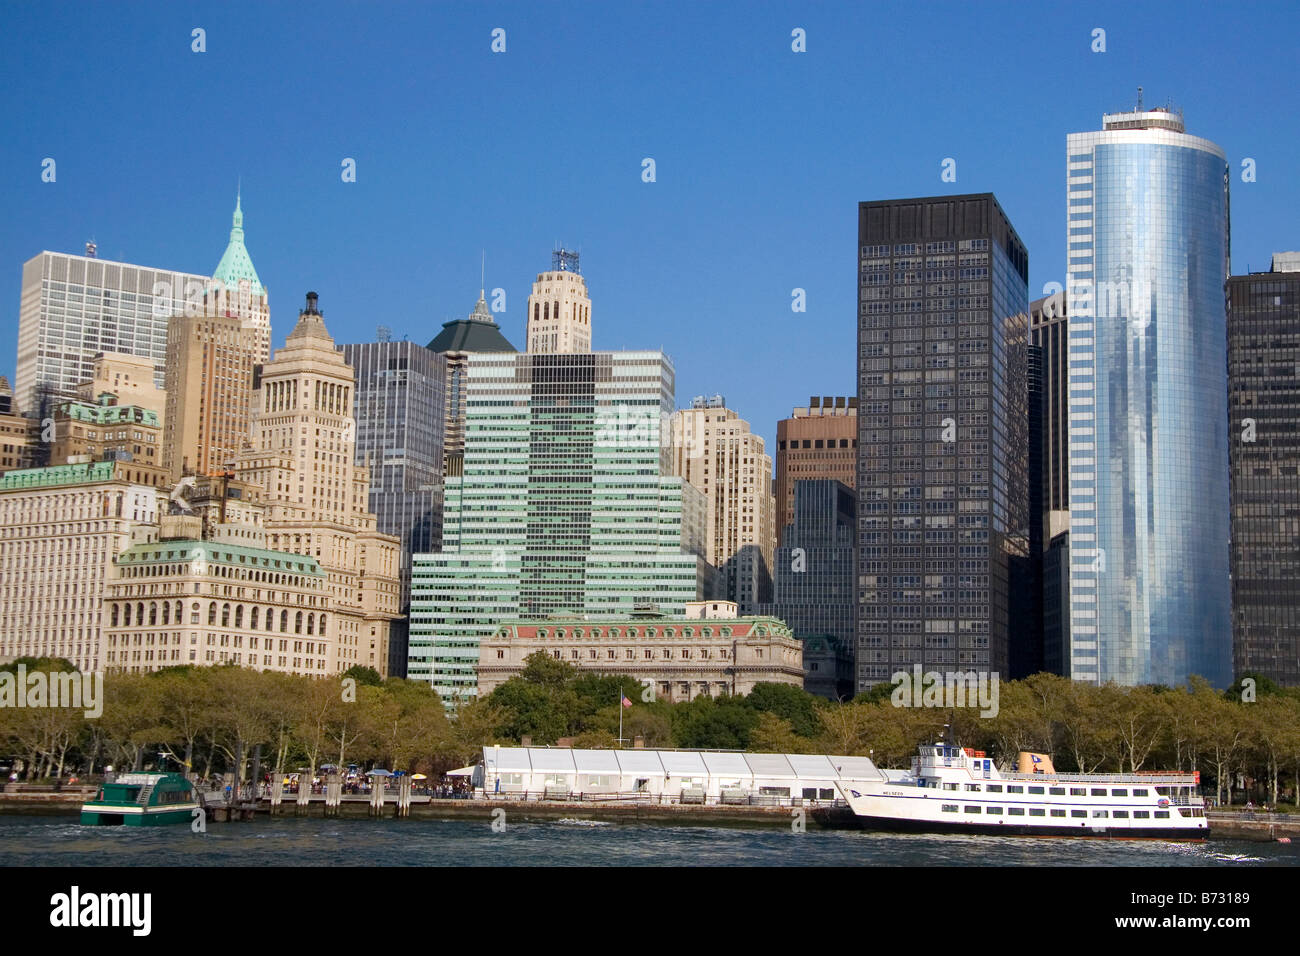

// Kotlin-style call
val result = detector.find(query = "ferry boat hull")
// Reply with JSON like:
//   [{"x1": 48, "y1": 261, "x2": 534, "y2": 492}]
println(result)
[
  {"x1": 838, "y1": 744, "x2": 1208, "y2": 841},
  {"x1": 79, "y1": 805, "x2": 200, "y2": 827},
  {"x1": 79, "y1": 772, "x2": 201, "y2": 827}
]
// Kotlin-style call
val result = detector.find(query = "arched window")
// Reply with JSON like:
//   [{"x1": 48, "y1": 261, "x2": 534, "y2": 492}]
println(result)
[
  {"x1": 267, "y1": 608, "x2": 275, "y2": 632},
  {"x1": 280, "y1": 610, "x2": 288, "y2": 632},
  {"x1": 221, "y1": 603, "x2": 231, "y2": 627},
  {"x1": 137, "y1": 603, "x2": 145, "y2": 626},
  {"x1": 208, "y1": 603, "x2": 217, "y2": 625},
  {"x1": 250, "y1": 607, "x2": 259, "y2": 629},
  {"x1": 295, "y1": 611, "x2": 303, "y2": 634},
  {"x1": 318, "y1": 614, "x2": 326, "y2": 636},
  {"x1": 110, "y1": 604, "x2": 119, "y2": 627},
  {"x1": 234, "y1": 605, "x2": 243, "y2": 628},
  {"x1": 149, "y1": 602, "x2": 157, "y2": 625},
  {"x1": 306, "y1": 613, "x2": 314, "y2": 635},
  {"x1": 175, "y1": 601, "x2": 183, "y2": 623},
  {"x1": 162, "y1": 603, "x2": 170, "y2": 626}
]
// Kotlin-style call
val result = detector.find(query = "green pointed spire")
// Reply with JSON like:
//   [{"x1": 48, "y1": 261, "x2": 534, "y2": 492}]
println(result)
[{"x1": 212, "y1": 188, "x2": 263, "y2": 295}]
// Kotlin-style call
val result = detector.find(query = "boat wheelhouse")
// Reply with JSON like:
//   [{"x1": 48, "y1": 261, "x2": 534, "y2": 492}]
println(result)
[
  {"x1": 80, "y1": 772, "x2": 200, "y2": 827},
  {"x1": 838, "y1": 742, "x2": 1207, "y2": 839}
]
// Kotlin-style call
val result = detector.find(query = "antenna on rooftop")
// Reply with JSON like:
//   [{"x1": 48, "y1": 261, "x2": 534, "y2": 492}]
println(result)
[
  {"x1": 376, "y1": 325, "x2": 392, "y2": 342},
  {"x1": 1137, "y1": 86, "x2": 1143, "y2": 111}
]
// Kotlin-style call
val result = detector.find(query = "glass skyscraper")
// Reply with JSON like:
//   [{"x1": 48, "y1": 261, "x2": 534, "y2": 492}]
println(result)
[
  {"x1": 408, "y1": 350, "x2": 708, "y2": 701},
  {"x1": 856, "y1": 194, "x2": 1030, "y2": 689},
  {"x1": 341, "y1": 340, "x2": 446, "y2": 677},
  {"x1": 1065, "y1": 107, "x2": 1232, "y2": 687}
]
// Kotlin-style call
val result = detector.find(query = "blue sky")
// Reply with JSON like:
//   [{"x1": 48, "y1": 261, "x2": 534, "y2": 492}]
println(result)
[{"x1": 3, "y1": 0, "x2": 1297, "y2": 452}]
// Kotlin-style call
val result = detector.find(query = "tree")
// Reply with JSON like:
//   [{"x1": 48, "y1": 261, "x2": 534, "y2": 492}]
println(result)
[
  {"x1": 343, "y1": 665, "x2": 383, "y2": 687},
  {"x1": 744, "y1": 683, "x2": 824, "y2": 738},
  {"x1": 748, "y1": 713, "x2": 808, "y2": 754},
  {"x1": 517, "y1": 652, "x2": 576, "y2": 687}
]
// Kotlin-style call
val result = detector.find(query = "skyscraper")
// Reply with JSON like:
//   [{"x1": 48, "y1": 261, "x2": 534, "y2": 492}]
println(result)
[
  {"x1": 409, "y1": 350, "x2": 708, "y2": 701},
  {"x1": 1030, "y1": 294, "x2": 1070, "y2": 537},
  {"x1": 1065, "y1": 105, "x2": 1231, "y2": 687},
  {"x1": 757, "y1": 478, "x2": 856, "y2": 699},
  {"x1": 14, "y1": 251, "x2": 209, "y2": 416},
  {"x1": 775, "y1": 397, "x2": 858, "y2": 539},
  {"x1": 1228, "y1": 253, "x2": 1300, "y2": 685},
  {"x1": 209, "y1": 190, "x2": 272, "y2": 366},
  {"x1": 162, "y1": 311, "x2": 256, "y2": 480},
  {"x1": 856, "y1": 193, "x2": 1030, "y2": 689},
  {"x1": 233, "y1": 293, "x2": 401, "y2": 677},
  {"x1": 524, "y1": 250, "x2": 592, "y2": 353},
  {"x1": 341, "y1": 338, "x2": 446, "y2": 678},
  {"x1": 426, "y1": 291, "x2": 517, "y2": 476},
  {"x1": 669, "y1": 396, "x2": 776, "y2": 611}
]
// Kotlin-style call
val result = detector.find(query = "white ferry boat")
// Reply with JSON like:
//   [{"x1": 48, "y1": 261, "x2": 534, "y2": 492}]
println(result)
[{"x1": 838, "y1": 741, "x2": 1207, "y2": 839}]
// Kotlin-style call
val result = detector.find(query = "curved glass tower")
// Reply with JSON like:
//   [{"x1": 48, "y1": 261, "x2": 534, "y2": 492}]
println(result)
[{"x1": 1065, "y1": 108, "x2": 1232, "y2": 687}]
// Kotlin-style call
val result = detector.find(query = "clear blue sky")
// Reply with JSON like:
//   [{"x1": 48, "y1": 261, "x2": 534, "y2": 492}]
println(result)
[{"x1": 3, "y1": 0, "x2": 1297, "y2": 454}]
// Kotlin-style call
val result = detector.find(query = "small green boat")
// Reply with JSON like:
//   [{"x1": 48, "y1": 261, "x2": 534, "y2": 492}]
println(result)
[{"x1": 80, "y1": 772, "x2": 201, "y2": 826}]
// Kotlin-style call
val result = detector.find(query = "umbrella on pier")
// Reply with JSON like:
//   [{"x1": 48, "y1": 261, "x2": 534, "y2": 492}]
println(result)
[
  {"x1": 367, "y1": 769, "x2": 393, "y2": 777},
  {"x1": 411, "y1": 774, "x2": 428, "y2": 780}
]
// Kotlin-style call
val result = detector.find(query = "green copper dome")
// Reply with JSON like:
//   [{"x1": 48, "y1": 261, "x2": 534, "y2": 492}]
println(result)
[{"x1": 212, "y1": 190, "x2": 264, "y2": 296}]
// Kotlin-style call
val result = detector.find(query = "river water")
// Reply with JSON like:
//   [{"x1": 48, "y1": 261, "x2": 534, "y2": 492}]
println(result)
[{"x1": 1, "y1": 812, "x2": 1296, "y2": 866}]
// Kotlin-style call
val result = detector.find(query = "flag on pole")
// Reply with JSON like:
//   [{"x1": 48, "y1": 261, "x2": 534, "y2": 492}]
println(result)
[{"x1": 621, "y1": 695, "x2": 632, "y2": 708}]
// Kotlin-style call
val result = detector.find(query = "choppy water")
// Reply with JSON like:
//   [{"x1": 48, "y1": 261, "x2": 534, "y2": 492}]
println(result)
[{"x1": 2, "y1": 812, "x2": 1297, "y2": 866}]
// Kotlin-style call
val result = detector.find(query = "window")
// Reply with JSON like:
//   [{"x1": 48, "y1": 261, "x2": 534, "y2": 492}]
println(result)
[
  {"x1": 1029, "y1": 808, "x2": 1046, "y2": 817},
  {"x1": 1113, "y1": 810, "x2": 1129, "y2": 819},
  {"x1": 1069, "y1": 787, "x2": 1086, "y2": 796},
  {"x1": 1028, "y1": 786, "x2": 1044, "y2": 795},
  {"x1": 986, "y1": 784, "x2": 1002, "y2": 793},
  {"x1": 1111, "y1": 789, "x2": 1128, "y2": 797},
  {"x1": 1008, "y1": 807, "x2": 1025, "y2": 816},
  {"x1": 1133, "y1": 810, "x2": 1150, "y2": 819},
  {"x1": 1154, "y1": 811, "x2": 1170, "y2": 819},
  {"x1": 941, "y1": 804, "x2": 958, "y2": 813},
  {"x1": 1071, "y1": 810, "x2": 1087, "y2": 818},
  {"x1": 1006, "y1": 785, "x2": 1023, "y2": 794},
  {"x1": 1051, "y1": 787, "x2": 1066, "y2": 795},
  {"x1": 963, "y1": 805, "x2": 981, "y2": 814},
  {"x1": 1050, "y1": 809, "x2": 1066, "y2": 817},
  {"x1": 964, "y1": 784, "x2": 981, "y2": 791},
  {"x1": 1092, "y1": 810, "x2": 1108, "y2": 818},
  {"x1": 1090, "y1": 788, "x2": 1107, "y2": 797},
  {"x1": 1132, "y1": 788, "x2": 1148, "y2": 797},
  {"x1": 986, "y1": 806, "x2": 1003, "y2": 815}
]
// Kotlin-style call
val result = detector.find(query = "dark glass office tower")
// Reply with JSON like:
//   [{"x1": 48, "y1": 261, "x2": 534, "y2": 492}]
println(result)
[
  {"x1": 758, "y1": 478, "x2": 856, "y2": 699},
  {"x1": 856, "y1": 194, "x2": 1030, "y2": 690},
  {"x1": 1228, "y1": 254, "x2": 1300, "y2": 685},
  {"x1": 341, "y1": 340, "x2": 446, "y2": 677}
]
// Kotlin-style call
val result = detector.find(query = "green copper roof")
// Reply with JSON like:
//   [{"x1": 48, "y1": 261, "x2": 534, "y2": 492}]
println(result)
[
  {"x1": 59, "y1": 401, "x2": 159, "y2": 427},
  {"x1": 115, "y1": 539, "x2": 324, "y2": 577},
  {"x1": 426, "y1": 293, "x2": 517, "y2": 353},
  {"x1": 212, "y1": 190, "x2": 264, "y2": 296},
  {"x1": 0, "y1": 461, "x2": 120, "y2": 490}
]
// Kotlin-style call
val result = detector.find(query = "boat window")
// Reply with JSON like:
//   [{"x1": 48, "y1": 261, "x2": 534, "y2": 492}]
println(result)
[
  {"x1": 1113, "y1": 810, "x2": 1129, "y2": 819},
  {"x1": 942, "y1": 804, "x2": 959, "y2": 813},
  {"x1": 964, "y1": 784, "x2": 981, "y2": 791},
  {"x1": 1008, "y1": 807, "x2": 1025, "y2": 816},
  {"x1": 1071, "y1": 810, "x2": 1087, "y2": 818},
  {"x1": 1134, "y1": 810, "x2": 1150, "y2": 819},
  {"x1": 1132, "y1": 788, "x2": 1149, "y2": 797},
  {"x1": 1111, "y1": 788, "x2": 1128, "y2": 797},
  {"x1": 986, "y1": 806, "x2": 1003, "y2": 815},
  {"x1": 819, "y1": 789, "x2": 834, "y2": 800},
  {"x1": 1050, "y1": 787, "x2": 1066, "y2": 795},
  {"x1": 1155, "y1": 787, "x2": 1169, "y2": 795},
  {"x1": 1050, "y1": 809, "x2": 1066, "y2": 817},
  {"x1": 963, "y1": 806, "x2": 981, "y2": 814},
  {"x1": 1092, "y1": 810, "x2": 1108, "y2": 818},
  {"x1": 1090, "y1": 788, "x2": 1107, "y2": 796},
  {"x1": 1154, "y1": 811, "x2": 1170, "y2": 819},
  {"x1": 986, "y1": 784, "x2": 1002, "y2": 792},
  {"x1": 943, "y1": 783, "x2": 959, "y2": 791},
  {"x1": 1006, "y1": 785, "x2": 1023, "y2": 794},
  {"x1": 1029, "y1": 808, "x2": 1046, "y2": 816},
  {"x1": 1070, "y1": 787, "x2": 1086, "y2": 796},
  {"x1": 1029, "y1": 786, "x2": 1044, "y2": 794}
]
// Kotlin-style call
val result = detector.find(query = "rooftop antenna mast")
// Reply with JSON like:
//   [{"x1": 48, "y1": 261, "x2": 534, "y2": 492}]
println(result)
[{"x1": 1137, "y1": 86, "x2": 1143, "y2": 111}]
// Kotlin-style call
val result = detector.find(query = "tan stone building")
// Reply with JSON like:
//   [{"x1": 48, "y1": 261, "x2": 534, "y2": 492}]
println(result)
[
  {"x1": 162, "y1": 310, "x2": 256, "y2": 480},
  {"x1": 669, "y1": 397, "x2": 775, "y2": 611},
  {"x1": 102, "y1": 516, "x2": 332, "y2": 675},
  {"x1": 476, "y1": 603, "x2": 804, "y2": 701},
  {"x1": 774, "y1": 397, "x2": 857, "y2": 538},
  {"x1": 76, "y1": 352, "x2": 167, "y2": 422},
  {"x1": 233, "y1": 292, "x2": 401, "y2": 676},
  {"x1": 525, "y1": 250, "x2": 591, "y2": 353},
  {"x1": 0, "y1": 460, "x2": 160, "y2": 671},
  {"x1": 48, "y1": 395, "x2": 167, "y2": 487},
  {"x1": 0, "y1": 377, "x2": 39, "y2": 475}
]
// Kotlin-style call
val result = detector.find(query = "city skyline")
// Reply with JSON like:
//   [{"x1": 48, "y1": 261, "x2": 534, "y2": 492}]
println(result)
[{"x1": 4, "y1": 2, "x2": 1298, "y2": 454}]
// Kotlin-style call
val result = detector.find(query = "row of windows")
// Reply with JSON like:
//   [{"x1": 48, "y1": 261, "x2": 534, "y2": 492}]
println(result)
[{"x1": 940, "y1": 805, "x2": 1172, "y2": 819}]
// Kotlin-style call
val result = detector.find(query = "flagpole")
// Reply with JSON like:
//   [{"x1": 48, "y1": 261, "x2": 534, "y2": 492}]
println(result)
[{"x1": 618, "y1": 687, "x2": 623, "y2": 747}]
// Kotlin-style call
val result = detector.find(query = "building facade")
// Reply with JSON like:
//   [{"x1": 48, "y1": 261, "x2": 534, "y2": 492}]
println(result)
[
  {"x1": 410, "y1": 350, "x2": 709, "y2": 702},
  {"x1": 1029, "y1": 294, "x2": 1070, "y2": 538},
  {"x1": 476, "y1": 609, "x2": 804, "y2": 701},
  {"x1": 233, "y1": 293, "x2": 401, "y2": 677},
  {"x1": 162, "y1": 310, "x2": 256, "y2": 480},
  {"x1": 75, "y1": 352, "x2": 167, "y2": 421},
  {"x1": 669, "y1": 397, "x2": 775, "y2": 611},
  {"x1": 209, "y1": 192, "x2": 272, "y2": 367},
  {"x1": 524, "y1": 250, "x2": 591, "y2": 354},
  {"x1": 14, "y1": 249, "x2": 210, "y2": 417},
  {"x1": 49, "y1": 395, "x2": 166, "y2": 487},
  {"x1": 856, "y1": 193, "x2": 1030, "y2": 689},
  {"x1": 426, "y1": 291, "x2": 519, "y2": 477},
  {"x1": 757, "y1": 479, "x2": 856, "y2": 697},
  {"x1": 341, "y1": 339, "x2": 447, "y2": 677},
  {"x1": 1228, "y1": 255, "x2": 1300, "y2": 685},
  {"x1": 0, "y1": 461, "x2": 160, "y2": 671},
  {"x1": 1065, "y1": 107, "x2": 1232, "y2": 687},
  {"x1": 775, "y1": 397, "x2": 858, "y2": 539}
]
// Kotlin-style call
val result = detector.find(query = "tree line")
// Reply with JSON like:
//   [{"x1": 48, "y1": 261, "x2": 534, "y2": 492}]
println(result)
[{"x1": 3, "y1": 655, "x2": 1298, "y2": 808}]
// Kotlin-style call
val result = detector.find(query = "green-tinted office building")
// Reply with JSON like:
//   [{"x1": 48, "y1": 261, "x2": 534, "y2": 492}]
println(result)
[{"x1": 409, "y1": 350, "x2": 709, "y2": 701}]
